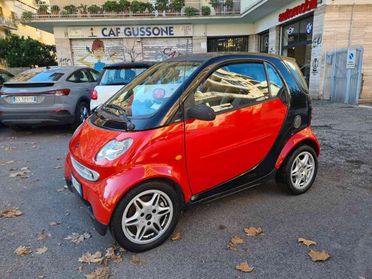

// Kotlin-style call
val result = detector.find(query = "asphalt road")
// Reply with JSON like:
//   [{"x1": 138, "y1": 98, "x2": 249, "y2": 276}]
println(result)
[{"x1": 0, "y1": 101, "x2": 371, "y2": 279}]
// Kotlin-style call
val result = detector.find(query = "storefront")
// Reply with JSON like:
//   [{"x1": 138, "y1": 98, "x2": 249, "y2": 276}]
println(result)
[{"x1": 281, "y1": 14, "x2": 314, "y2": 84}]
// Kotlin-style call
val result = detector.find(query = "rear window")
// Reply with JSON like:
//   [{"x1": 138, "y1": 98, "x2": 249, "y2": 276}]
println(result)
[
  {"x1": 284, "y1": 59, "x2": 308, "y2": 91},
  {"x1": 10, "y1": 71, "x2": 64, "y2": 82},
  {"x1": 99, "y1": 68, "x2": 147, "y2": 86}
]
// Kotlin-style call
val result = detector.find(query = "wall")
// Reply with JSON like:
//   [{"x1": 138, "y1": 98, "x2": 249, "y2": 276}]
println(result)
[{"x1": 320, "y1": 3, "x2": 372, "y2": 102}]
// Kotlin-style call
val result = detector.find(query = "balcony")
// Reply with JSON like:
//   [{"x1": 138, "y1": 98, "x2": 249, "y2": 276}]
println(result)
[{"x1": 0, "y1": 16, "x2": 18, "y2": 30}]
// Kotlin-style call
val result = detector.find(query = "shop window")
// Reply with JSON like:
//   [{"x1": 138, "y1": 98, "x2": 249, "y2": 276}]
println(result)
[
  {"x1": 282, "y1": 15, "x2": 314, "y2": 85},
  {"x1": 259, "y1": 32, "x2": 269, "y2": 53},
  {"x1": 194, "y1": 63, "x2": 269, "y2": 113},
  {"x1": 207, "y1": 36, "x2": 249, "y2": 52}
]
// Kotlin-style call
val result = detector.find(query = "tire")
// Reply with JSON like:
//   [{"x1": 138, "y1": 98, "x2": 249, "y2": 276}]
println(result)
[
  {"x1": 276, "y1": 145, "x2": 318, "y2": 195},
  {"x1": 71, "y1": 101, "x2": 89, "y2": 130},
  {"x1": 110, "y1": 181, "x2": 181, "y2": 252}
]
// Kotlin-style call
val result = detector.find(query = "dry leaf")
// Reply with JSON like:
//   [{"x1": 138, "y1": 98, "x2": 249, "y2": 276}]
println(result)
[
  {"x1": 218, "y1": 224, "x2": 227, "y2": 230},
  {"x1": 15, "y1": 246, "x2": 32, "y2": 256},
  {"x1": 235, "y1": 261, "x2": 254, "y2": 273},
  {"x1": 105, "y1": 247, "x2": 123, "y2": 263},
  {"x1": 130, "y1": 255, "x2": 141, "y2": 265},
  {"x1": 54, "y1": 166, "x2": 62, "y2": 169},
  {"x1": 307, "y1": 250, "x2": 331, "y2": 262},
  {"x1": 49, "y1": 221, "x2": 62, "y2": 226},
  {"x1": 35, "y1": 247, "x2": 48, "y2": 255},
  {"x1": 37, "y1": 229, "x2": 51, "y2": 241},
  {"x1": 171, "y1": 232, "x2": 182, "y2": 241},
  {"x1": 244, "y1": 227, "x2": 264, "y2": 236},
  {"x1": 85, "y1": 267, "x2": 110, "y2": 279},
  {"x1": 79, "y1": 251, "x2": 104, "y2": 264},
  {"x1": 228, "y1": 235, "x2": 244, "y2": 250},
  {"x1": 298, "y1": 237, "x2": 317, "y2": 247},
  {"x1": 9, "y1": 168, "x2": 30, "y2": 178},
  {"x1": 65, "y1": 232, "x2": 91, "y2": 244},
  {"x1": 0, "y1": 208, "x2": 23, "y2": 218}
]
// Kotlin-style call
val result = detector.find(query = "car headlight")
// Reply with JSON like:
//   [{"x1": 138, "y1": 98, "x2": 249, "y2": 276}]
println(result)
[{"x1": 96, "y1": 138, "x2": 133, "y2": 161}]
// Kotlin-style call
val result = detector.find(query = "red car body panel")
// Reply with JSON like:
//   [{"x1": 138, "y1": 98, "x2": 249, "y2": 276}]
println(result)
[
  {"x1": 275, "y1": 126, "x2": 320, "y2": 170},
  {"x1": 185, "y1": 98, "x2": 288, "y2": 194},
  {"x1": 65, "y1": 121, "x2": 192, "y2": 225}
]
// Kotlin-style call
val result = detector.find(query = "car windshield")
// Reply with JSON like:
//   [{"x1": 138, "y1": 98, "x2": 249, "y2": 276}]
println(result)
[
  {"x1": 99, "y1": 67, "x2": 147, "y2": 85},
  {"x1": 9, "y1": 70, "x2": 64, "y2": 82},
  {"x1": 103, "y1": 61, "x2": 200, "y2": 118}
]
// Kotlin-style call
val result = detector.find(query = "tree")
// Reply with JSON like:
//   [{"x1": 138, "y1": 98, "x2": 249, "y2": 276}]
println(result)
[{"x1": 0, "y1": 34, "x2": 57, "y2": 67}]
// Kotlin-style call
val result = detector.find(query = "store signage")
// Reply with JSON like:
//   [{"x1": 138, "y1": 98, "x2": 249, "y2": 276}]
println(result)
[
  {"x1": 68, "y1": 25, "x2": 193, "y2": 39},
  {"x1": 279, "y1": 0, "x2": 318, "y2": 22},
  {"x1": 346, "y1": 49, "x2": 356, "y2": 69}
]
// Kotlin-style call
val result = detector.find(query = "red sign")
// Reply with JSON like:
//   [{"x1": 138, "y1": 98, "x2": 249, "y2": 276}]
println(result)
[{"x1": 279, "y1": 0, "x2": 317, "y2": 22}]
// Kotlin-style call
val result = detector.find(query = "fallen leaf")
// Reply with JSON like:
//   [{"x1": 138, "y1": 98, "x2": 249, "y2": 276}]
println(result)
[
  {"x1": 49, "y1": 221, "x2": 62, "y2": 226},
  {"x1": 9, "y1": 168, "x2": 30, "y2": 178},
  {"x1": 244, "y1": 227, "x2": 264, "y2": 236},
  {"x1": 85, "y1": 267, "x2": 110, "y2": 279},
  {"x1": 218, "y1": 224, "x2": 227, "y2": 230},
  {"x1": 0, "y1": 208, "x2": 23, "y2": 218},
  {"x1": 79, "y1": 252, "x2": 104, "y2": 264},
  {"x1": 54, "y1": 166, "x2": 62, "y2": 169},
  {"x1": 14, "y1": 246, "x2": 32, "y2": 256},
  {"x1": 3, "y1": 160, "x2": 15, "y2": 165},
  {"x1": 65, "y1": 232, "x2": 91, "y2": 244},
  {"x1": 35, "y1": 247, "x2": 48, "y2": 255},
  {"x1": 307, "y1": 250, "x2": 331, "y2": 262},
  {"x1": 228, "y1": 235, "x2": 244, "y2": 250},
  {"x1": 37, "y1": 229, "x2": 51, "y2": 241},
  {"x1": 235, "y1": 261, "x2": 254, "y2": 273},
  {"x1": 105, "y1": 247, "x2": 123, "y2": 263},
  {"x1": 130, "y1": 255, "x2": 141, "y2": 265},
  {"x1": 171, "y1": 232, "x2": 182, "y2": 241},
  {"x1": 298, "y1": 237, "x2": 317, "y2": 247}
]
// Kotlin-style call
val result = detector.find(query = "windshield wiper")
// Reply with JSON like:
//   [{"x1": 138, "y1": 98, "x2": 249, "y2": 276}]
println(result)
[{"x1": 103, "y1": 104, "x2": 135, "y2": 131}]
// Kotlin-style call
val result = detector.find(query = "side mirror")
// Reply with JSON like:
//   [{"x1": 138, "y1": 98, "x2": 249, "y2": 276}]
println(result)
[{"x1": 187, "y1": 103, "x2": 216, "y2": 121}]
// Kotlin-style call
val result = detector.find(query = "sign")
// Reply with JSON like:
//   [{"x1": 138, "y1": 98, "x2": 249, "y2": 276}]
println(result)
[
  {"x1": 346, "y1": 49, "x2": 356, "y2": 69},
  {"x1": 68, "y1": 25, "x2": 193, "y2": 39},
  {"x1": 279, "y1": 0, "x2": 317, "y2": 22}
]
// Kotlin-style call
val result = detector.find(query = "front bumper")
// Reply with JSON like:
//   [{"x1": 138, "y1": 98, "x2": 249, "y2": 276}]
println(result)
[{"x1": 65, "y1": 177, "x2": 107, "y2": 235}]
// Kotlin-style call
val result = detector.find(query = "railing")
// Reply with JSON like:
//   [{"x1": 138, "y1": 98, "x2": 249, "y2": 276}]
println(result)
[
  {"x1": 28, "y1": 1, "x2": 241, "y2": 20},
  {"x1": 0, "y1": 16, "x2": 18, "y2": 29}
]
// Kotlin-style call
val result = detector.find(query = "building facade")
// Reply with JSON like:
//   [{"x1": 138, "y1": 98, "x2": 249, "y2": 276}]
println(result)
[
  {"x1": 0, "y1": 0, "x2": 54, "y2": 43},
  {"x1": 27, "y1": 0, "x2": 372, "y2": 103}
]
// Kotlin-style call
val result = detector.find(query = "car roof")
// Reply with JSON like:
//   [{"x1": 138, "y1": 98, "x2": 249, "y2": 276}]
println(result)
[
  {"x1": 168, "y1": 52, "x2": 285, "y2": 64},
  {"x1": 103, "y1": 61, "x2": 155, "y2": 69}
]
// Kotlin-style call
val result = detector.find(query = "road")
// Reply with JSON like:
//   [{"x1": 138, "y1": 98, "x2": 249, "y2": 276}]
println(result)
[{"x1": 0, "y1": 101, "x2": 371, "y2": 279}]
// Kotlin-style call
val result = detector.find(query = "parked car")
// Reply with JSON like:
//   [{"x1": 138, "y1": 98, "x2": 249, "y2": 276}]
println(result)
[
  {"x1": 64, "y1": 53, "x2": 320, "y2": 252},
  {"x1": 0, "y1": 66, "x2": 99, "y2": 129},
  {"x1": 0, "y1": 69, "x2": 14, "y2": 88},
  {"x1": 90, "y1": 62, "x2": 154, "y2": 111}
]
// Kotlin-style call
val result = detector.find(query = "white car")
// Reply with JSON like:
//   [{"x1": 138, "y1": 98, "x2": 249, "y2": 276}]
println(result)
[{"x1": 90, "y1": 62, "x2": 153, "y2": 111}]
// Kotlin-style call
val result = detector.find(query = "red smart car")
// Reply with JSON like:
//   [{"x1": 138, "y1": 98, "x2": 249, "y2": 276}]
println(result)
[{"x1": 64, "y1": 54, "x2": 320, "y2": 252}]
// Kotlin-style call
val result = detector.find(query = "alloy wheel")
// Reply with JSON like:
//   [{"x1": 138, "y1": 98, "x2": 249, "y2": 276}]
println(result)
[
  {"x1": 290, "y1": 151, "x2": 315, "y2": 190},
  {"x1": 121, "y1": 190, "x2": 173, "y2": 245}
]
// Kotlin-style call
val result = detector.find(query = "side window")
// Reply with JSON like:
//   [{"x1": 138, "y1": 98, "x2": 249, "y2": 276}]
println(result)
[
  {"x1": 194, "y1": 63, "x2": 269, "y2": 113},
  {"x1": 67, "y1": 70, "x2": 90, "y2": 83},
  {"x1": 89, "y1": 69, "x2": 100, "y2": 82},
  {"x1": 266, "y1": 63, "x2": 285, "y2": 97}
]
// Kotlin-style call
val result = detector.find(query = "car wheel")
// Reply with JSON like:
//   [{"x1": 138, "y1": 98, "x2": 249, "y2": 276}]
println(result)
[
  {"x1": 276, "y1": 145, "x2": 318, "y2": 195},
  {"x1": 72, "y1": 101, "x2": 89, "y2": 129},
  {"x1": 110, "y1": 181, "x2": 181, "y2": 252}
]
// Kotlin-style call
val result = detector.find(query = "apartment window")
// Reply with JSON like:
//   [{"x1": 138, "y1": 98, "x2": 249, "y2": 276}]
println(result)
[{"x1": 207, "y1": 36, "x2": 249, "y2": 52}]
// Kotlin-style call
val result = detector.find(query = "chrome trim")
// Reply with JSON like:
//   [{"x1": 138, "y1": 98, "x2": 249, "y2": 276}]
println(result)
[{"x1": 71, "y1": 156, "x2": 100, "y2": 182}]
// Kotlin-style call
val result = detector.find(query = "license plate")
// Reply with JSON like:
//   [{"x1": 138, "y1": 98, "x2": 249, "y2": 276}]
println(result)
[
  {"x1": 12, "y1": 96, "x2": 37, "y2": 104},
  {"x1": 71, "y1": 175, "x2": 82, "y2": 197}
]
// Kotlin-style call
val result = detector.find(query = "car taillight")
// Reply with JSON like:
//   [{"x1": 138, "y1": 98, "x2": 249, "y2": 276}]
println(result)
[
  {"x1": 90, "y1": 89, "x2": 98, "y2": 100},
  {"x1": 48, "y1": 89, "x2": 70, "y2": 96}
]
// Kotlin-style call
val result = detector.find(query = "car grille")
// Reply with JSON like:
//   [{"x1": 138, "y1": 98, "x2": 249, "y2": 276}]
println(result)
[{"x1": 71, "y1": 156, "x2": 100, "y2": 182}]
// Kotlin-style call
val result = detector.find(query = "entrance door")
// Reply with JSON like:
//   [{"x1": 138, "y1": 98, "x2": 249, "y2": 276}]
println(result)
[{"x1": 184, "y1": 62, "x2": 288, "y2": 194}]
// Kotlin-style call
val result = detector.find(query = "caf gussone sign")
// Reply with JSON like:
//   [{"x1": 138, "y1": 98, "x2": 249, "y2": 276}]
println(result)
[
  {"x1": 279, "y1": 0, "x2": 318, "y2": 22},
  {"x1": 68, "y1": 25, "x2": 193, "y2": 39}
]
